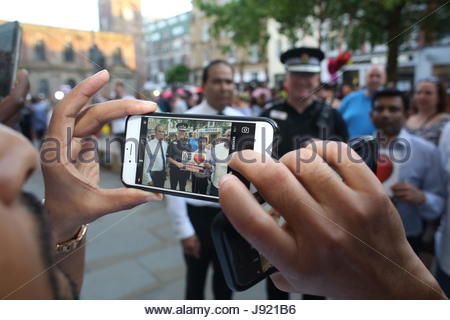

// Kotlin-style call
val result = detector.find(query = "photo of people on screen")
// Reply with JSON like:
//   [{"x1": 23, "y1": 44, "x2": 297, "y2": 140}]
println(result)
[
  {"x1": 141, "y1": 118, "x2": 233, "y2": 196},
  {"x1": 142, "y1": 124, "x2": 168, "y2": 188}
]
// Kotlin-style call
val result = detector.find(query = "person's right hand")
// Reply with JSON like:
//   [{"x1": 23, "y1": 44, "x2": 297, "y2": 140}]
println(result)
[
  {"x1": 219, "y1": 141, "x2": 446, "y2": 299},
  {"x1": 391, "y1": 182, "x2": 425, "y2": 205},
  {"x1": 181, "y1": 234, "x2": 201, "y2": 258},
  {"x1": 0, "y1": 70, "x2": 30, "y2": 127},
  {"x1": 176, "y1": 161, "x2": 185, "y2": 170}
]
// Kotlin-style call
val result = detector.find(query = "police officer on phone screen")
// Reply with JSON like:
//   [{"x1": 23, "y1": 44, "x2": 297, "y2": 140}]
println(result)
[
  {"x1": 262, "y1": 47, "x2": 349, "y2": 158},
  {"x1": 261, "y1": 47, "x2": 348, "y2": 299},
  {"x1": 167, "y1": 122, "x2": 192, "y2": 191}
]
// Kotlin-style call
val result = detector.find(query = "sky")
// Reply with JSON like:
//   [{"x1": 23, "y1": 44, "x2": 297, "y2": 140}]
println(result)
[{"x1": 0, "y1": 0, "x2": 193, "y2": 31}]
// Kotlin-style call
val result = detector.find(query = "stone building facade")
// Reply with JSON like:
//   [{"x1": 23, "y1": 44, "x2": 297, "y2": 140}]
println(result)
[
  {"x1": 1, "y1": 20, "x2": 138, "y2": 98},
  {"x1": 99, "y1": 0, "x2": 147, "y2": 88}
]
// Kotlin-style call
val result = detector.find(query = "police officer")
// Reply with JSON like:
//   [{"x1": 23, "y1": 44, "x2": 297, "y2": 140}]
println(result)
[
  {"x1": 262, "y1": 47, "x2": 349, "y2": 158},
  {"x1": 262, "y1": 47, "x2": 348, "y2": 300},
  {"x1": 167, "y1": 122, "x2": 192, "y2": 191}
]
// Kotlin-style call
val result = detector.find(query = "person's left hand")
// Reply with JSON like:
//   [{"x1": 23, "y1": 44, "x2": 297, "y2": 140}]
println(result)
[
  {"x1": 0, "y1": 70, "x2": 30, "y2": 127},
  {"x1": 391, "y1": 182, "x2": 425, "y2": 205},
  {"x1": 41, "y1": 70, "x2": 162, "y2": 243}
]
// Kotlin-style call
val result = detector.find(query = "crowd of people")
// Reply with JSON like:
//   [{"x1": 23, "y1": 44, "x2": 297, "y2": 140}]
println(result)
[
  {"x1": 151, "y1": 47, "x2": 450, "y2": 300},
  {"x1": 143, "y1": 120, "x2": 231, "y2": 196},
  {"x1": 0, "y1": 44, "x2": 449, "y2": 300}
]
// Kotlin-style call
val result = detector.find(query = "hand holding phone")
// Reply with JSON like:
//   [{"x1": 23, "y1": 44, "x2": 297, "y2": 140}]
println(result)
[
  {"x1": 216, "y1": 139, "x2": 444, "y2": 299},
  {"x1": 212, "y1": 137, "x2": 379, "y2": 292},
  {"x1": 122, "y1": 113, "x2": 278, "y2": 201}
]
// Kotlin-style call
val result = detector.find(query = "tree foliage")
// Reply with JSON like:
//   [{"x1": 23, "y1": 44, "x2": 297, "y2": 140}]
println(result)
[
  {"x1": 194, "y1": 0, "x2": 450, "y2": 83},
  {"x1": 193, "y1": 0, "x2": 270, "y2": 59},
  {"x1": 165, "y1": 64, "x2": 191, "y2": 85}
]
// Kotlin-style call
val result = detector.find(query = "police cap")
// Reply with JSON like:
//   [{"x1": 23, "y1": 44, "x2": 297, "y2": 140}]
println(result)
[
  {"x1": 176, "y1": 122, "x2": 188, "y2": 130},
  {"x1": 280, "y1": 47, "x2": 325, "y2": 73}
]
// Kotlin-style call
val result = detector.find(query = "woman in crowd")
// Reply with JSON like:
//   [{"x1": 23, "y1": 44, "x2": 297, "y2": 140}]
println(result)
[
  {"x1": 406, "y1": 77, "x2": 449, "y2": 268},
  {"x1": 406, "y1": 77, "x2": 449, "y2": 145}
]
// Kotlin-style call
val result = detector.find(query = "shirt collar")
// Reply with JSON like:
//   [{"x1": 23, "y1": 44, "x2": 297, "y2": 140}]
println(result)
[
  {"x1": 376, "y1": 128, "x2": 410, "y2": 151},
  {"x1": 202, "y1": 99, "x2": 229, "y2": 114}
]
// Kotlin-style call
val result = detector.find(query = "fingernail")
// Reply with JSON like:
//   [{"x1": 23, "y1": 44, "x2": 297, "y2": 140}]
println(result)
[
  {"x1": 91, "y1": 69, "x2": 108, "y2": 78},
  {"x1": 142, "y1": 101, "x2": 157, "y2": 110},
  {"x1": 146, "y1": 193, "x2": 163, "y2": 202},
  {"x1": 227, "y1": 152, "x2": 237, "y2": 164},
  {"x1": 145, "y1": 196, "x2": 157, "y2": 202},
  {"x1": 219, "y1": 174, "x2": 233, "y2": 187}
]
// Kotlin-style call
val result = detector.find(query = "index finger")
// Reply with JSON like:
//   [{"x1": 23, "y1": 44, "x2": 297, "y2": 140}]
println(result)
[
  {"x1": 73, "y1": 99, "x2": 157, "y2": 137},
  {"x1": 47, "y1": 70, "x2": 109, "y2": 140},
  {"x1": 306, "y1": 141, "x2": 383, "y2": 193},
  {"x1": 391, "y1": 182, "x2": 408, "y2": 189},
  {"x1": 228, "y1": 149, "x2": 323, "y2": 225}
]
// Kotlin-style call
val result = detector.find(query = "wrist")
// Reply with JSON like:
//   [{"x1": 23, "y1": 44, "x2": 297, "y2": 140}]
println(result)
[
  {"x1": 416, "y1": 191, "x2": 426, "y2": 205},
  {"x1": 53, "y1": 223, "x2": 84, "y2": 245},
  {"x1": 43, "y1": 199, "x2": 84, "y2": 244},
  {"x1": 376, "y1": 252, "x2": 446, "y2": 299}
]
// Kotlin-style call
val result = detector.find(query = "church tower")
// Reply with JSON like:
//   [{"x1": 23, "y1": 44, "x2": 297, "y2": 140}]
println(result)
[{"x1": 98, "y1": 0, "x2": 147, "y2": 88}]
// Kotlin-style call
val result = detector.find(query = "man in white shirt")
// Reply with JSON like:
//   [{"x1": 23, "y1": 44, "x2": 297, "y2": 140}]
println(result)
[
  {"x1": 143, "y1": 124, "x2": 168, "y2": 188},
  {"x1": 437, "y1": 121, "x2": 450, "y2": 296},
  {"x1": 166, "y1": 60, "x2": 242, "y2": 299}
]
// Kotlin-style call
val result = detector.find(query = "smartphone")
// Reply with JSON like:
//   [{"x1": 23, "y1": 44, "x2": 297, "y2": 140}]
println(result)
[
  {"x1": 211, "y1": 136, "x2": 379, "y2": 291},
  {"x1": 121, "y1": 113, "x2": 278, "y2": 201},
  {"x1": 0, "y1": 21, "x2": 22, "y2": 99}
]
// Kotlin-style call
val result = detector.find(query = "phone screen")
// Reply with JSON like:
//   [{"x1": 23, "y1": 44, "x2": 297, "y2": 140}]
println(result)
[
  {"x1": 133, "y1": 115, "x2": 259, "y2": 199},
  {"x1": 0, "y1": 21, "x2": 21, "y2": 99}
]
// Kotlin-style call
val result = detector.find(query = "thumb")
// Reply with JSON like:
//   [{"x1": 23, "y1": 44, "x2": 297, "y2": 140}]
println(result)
[
  {"x1": 270, "y1": 272, "x2": 296, "y2": 293},
  {"x1": 97, "y1": 187, "x2": 163, "y2": 214}
]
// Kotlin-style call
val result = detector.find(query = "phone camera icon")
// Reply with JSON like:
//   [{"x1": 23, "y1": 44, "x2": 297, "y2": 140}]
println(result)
[{"x1": 241, "y1": 127, "x2": 250, "y2": 134}]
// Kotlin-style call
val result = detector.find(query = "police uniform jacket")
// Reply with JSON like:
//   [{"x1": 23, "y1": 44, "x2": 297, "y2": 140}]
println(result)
[{"x1": 261, "y1": 100, "x2": 349, "y2": 158}]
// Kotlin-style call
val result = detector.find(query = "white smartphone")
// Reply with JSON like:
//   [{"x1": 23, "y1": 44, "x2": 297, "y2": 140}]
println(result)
[{"x1": 122, "y1": 113, "x2": 278, "y2": 201}]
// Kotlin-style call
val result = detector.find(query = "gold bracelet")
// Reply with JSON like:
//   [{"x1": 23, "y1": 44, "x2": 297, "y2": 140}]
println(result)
[
  {"x1": 42, "y1": 199, "x2": 88, "y2": 253},
  {"x1": 56, "y1": 224, "x2": 88, "y2": 254}
]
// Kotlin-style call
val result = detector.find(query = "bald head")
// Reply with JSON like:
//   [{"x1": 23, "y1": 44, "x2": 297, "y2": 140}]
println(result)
[{"x1": 365, "y1": 65, "x2": 386, "y2": 94}]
